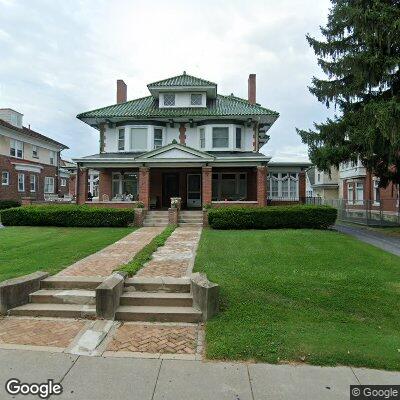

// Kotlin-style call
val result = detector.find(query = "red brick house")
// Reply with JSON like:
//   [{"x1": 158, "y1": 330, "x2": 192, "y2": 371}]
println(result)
[
  {"x1": 74, "y1": 73, "x2": 308, "y2": 209},
  {"x1": 0, "y1": 108, "x2": 69, "y2": 203}
]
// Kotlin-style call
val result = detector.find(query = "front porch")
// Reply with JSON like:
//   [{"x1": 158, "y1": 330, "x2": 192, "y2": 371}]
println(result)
[{"x1": 78, "y1": 165, "x2": 268, "y2": 209}]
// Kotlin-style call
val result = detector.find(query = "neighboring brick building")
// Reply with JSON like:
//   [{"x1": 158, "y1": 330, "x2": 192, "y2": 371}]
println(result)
[
  {"x1": 74, "y1": 72, "x2": 307, "y2": 208},
  {"x1": 0, "y1": 108, "x2": 69, "y2": 202}
]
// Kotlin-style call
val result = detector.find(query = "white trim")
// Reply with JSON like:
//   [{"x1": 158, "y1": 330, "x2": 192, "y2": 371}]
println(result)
[
  {"x1": 30, "y1": 174, "x2": 36, "y2": 192},
  {"x1": 12, "y1": 162, "x2": 43, "y2": 173},
  {"x1": 18, "y1": 173, "x2": 25, "y2": 192},
  {"x1": 1, "y1": 171, "x2": 9, "y2": 186},
  {"x1": 268, "y1": 172, "x2": 299, "y2": 200}
]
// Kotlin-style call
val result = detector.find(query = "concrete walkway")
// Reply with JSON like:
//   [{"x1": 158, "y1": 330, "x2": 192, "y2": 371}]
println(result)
[
  {"x1": 58, "y1": 227, "x2": 164, "y2": 277},
  {"x1": 335, "y1": 223, "x2": 400, "y2": 257},
  {"x1": 136, "y1": 227, "x2": 202, "y2": 278},
  {"x1": 0, "y1": 349, "x2": 399, "y2": 400}
]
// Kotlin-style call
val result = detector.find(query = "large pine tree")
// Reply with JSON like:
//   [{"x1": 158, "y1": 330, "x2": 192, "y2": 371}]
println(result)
[{"x1": 298, "y1": 0, "x2": 400, "y2": 186}]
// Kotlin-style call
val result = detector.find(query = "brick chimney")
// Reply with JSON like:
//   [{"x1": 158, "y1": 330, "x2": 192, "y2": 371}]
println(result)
[
  {"x1": 116, "y1": 79, "x2": 127, "y2": 104},
  {"x1": 248, "y1": 74, "x2": 256, "y2": 104}
]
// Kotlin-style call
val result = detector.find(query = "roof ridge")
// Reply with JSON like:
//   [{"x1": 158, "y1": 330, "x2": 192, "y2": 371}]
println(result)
[{"x1": 147, "y1": 72, "x2": 216, "y2": 87}]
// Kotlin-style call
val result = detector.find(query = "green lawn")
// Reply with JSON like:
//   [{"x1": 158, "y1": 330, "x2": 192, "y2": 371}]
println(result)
[
  {"x1": 194, "y1": 229, "x2": 400, "y2": 370},
  {"x1": 0, "y1": 226, "x2": 134, "y2": 282}
]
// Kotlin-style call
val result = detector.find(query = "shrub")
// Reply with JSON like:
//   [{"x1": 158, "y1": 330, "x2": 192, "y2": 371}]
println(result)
[
  {"x1": 0, "y1": 205, "x2": 136, "y2": 227},
  {"x1": 0, "y1": 200, "x2": 21, "y2": 210},
  {"x1": 207, "y1": 205, "x2": 337, "y2": 230}
]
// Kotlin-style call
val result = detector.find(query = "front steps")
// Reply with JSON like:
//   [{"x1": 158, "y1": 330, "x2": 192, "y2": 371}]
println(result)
[
  {"x1": 179, "y1": 211, "x2": 203, "y2": 227},
  {"x1": 116, "y1": 277, "x2": 202, "y2": 323},
  {"x1": 8, "y1": 276, "x2": 203, "y2": 323},
  {"x1": 143, "y1": 211, "x2": 169, "y2": 227},
  {"x1": 8, "y1": 276, "x2": 99, "y2": 319}
]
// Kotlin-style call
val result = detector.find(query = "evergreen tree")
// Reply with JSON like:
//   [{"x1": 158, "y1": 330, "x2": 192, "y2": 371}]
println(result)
[{"x1": 298, "y1": 0, "x2": 400, "y2": 186}]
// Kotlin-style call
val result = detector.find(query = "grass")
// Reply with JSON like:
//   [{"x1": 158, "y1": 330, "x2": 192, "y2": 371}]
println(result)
[
  {"x1": 0, "y1": 226, "x2": 134, "y2": 282},
  {"x1": 119, "y1": 225, "x2": 176, "y2": 276},
  {"x1": 194, "y1": 228, "x2": 400, "y2": 370}
]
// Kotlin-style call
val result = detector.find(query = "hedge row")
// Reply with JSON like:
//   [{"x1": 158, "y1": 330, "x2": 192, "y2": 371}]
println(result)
[
  {"x1": 0, "y1": 205, "x2": 136, "y2": 227},
  {"x1": 208, "y1": 205, "x2": 337, "y2": 230},
  {"x1": 0, "y1": 200, "x2": 21, "y2": 210}
]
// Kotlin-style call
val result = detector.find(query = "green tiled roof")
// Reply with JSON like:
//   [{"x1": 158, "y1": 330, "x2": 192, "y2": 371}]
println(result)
[
  {"x1": 77, "y1": 94, "x2": 278, "y2": 119},
  {"x1": 147, "y1": 72, "x2": 216, "y2": 88}
]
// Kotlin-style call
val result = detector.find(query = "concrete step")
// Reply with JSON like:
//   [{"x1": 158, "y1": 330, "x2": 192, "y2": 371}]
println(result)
[
  {"x1": 179, "y1": 223, "x2": 203, "y2": 227},
  {"x1": 115, "y1": 305, "x2": 202, "y2": 322},
  {"x1": 124, "y1": 277, "x2": 191, "y2": 293},
  {"x1": 41, "y1": 276, "x2": 103, "y2": 290},
  {"x1": 120, "y1": 292, "x2": 193, "y2": 307},
  {"x1": 29, "y1": 289, "x2": 95, "y2": 305},
  {"x1": 143, "y1": 222, "x2": 169, "y2": 227},
  {"x1": 144, "y1": 218, "x2": 169, "y2": 222},
  {"x1": 178, "y1": 218, "x2": 203, "y2": 223},
  {"x1": 146, "y1": 212, "x2": 169, "y2": 217},
  {"x1": 180, "y1": 212, "x2": 203, "y2": 216},
  {"x1": 8, "y1": 303, "x2": 96, "y2": 319}
]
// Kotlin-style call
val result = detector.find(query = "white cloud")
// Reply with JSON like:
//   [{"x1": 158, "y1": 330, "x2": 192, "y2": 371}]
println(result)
[{"x1": 0, "y1": 0, "x2": 332, "y2": 159}]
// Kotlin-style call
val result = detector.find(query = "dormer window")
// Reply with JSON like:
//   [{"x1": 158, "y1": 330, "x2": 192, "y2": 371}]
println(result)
[
  {"x1": 163, "y1": 93, "x2": 175, "y2": 106},
  {"x1": 191, "y1": 93, "x2": 202, "y2": 106}
]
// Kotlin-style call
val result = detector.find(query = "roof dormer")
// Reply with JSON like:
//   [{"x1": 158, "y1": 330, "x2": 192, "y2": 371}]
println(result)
[{"x1": 147, "y1": 71, "x2": 217, "y2": 102}]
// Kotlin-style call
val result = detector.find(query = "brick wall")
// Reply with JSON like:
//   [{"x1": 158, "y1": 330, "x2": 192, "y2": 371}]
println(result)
[
  {"x1": 139, "y1": 167, "x2": 150, "y2": 209},
  {"x1": 256, "y1": 166, "x2": 267, "y2": 206},
  {"x1": 0, "y1": 154, "x2": 59, "y2": 202},
  {"x1": 76, "y1": 167, "x2": 88, "y2": 205},
  {"x1": 99, "y1": 170, "x2": 112, "y2": 200},
  {"x1": 202, "y1": 166, "x2": 212, "y2": 206}
]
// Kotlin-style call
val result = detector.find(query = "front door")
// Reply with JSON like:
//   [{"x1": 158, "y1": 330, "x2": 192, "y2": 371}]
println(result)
[
  {"x1": 187, "y1": 174, "x2": 201, "y2": 208},
  {"x1": 162, "y1": 173, "x2": 180, "y2": 208}
]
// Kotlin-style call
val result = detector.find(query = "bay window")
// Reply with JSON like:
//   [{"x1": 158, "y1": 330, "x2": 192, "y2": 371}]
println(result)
[
  {"x1": 130, "y1": 127, "x2": 148, "y2": 151},
  {"x1": 212, "y1": 127, "x2": 229, "y2": 148}
]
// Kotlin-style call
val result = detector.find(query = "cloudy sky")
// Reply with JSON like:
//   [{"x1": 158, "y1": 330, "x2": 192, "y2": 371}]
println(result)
[{"x1": 0, "y1": 0, "x2": 333, "y2": 161}]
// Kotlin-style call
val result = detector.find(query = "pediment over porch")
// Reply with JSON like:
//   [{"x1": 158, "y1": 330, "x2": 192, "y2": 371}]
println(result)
[{"x1": 137, "y1": 143, "x2": 214, "y2": 161}]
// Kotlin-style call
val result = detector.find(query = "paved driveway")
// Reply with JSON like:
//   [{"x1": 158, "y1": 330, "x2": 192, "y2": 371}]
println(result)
[{"x1": 335, "y1": 224, "x2": 400, "y2": 257}]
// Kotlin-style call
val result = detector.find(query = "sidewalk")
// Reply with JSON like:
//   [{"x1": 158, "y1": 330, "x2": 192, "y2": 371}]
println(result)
[
  {"x1": 0, "y1": 348, "x2": 399, "y2": 400},
  {"x1": 335, "y1": 223, "x2": 400, "y2": 257}
]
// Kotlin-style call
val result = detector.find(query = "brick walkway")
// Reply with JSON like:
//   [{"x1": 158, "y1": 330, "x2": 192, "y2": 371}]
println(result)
[
  {"x1": 0, "y1": 317, "x2": 85, "y2": 348},
  {"x1": 136, "y1": 227, "x2": 202, "y2": 278},
  {"x1": 58, "y1": 227, "x2": 164, "y2": 277},
  {"x1": 106, "y1": 322, "x2": 201, "y2": 355}
]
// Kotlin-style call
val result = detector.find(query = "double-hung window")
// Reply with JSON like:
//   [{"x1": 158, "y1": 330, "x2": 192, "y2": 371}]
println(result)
[
  {"x1": 49, "y1": 151, "x2": 56, "y2": 165},
  {"x1": 18, "y1": 173, "x2": 25, "y2": 192},
  {"x1": 1, "y1": 171, "x2": 9, "y2": 186},
  {"x1": 44, "y1": 177, "x2": 54, "y2": 193},
  {"x1": 118, "y1": 128, "x2": 125, "y2": 151},
  {"x1": 32, "y1": 145, "x2": 38, "y2": 158},
  {"x1": 235, "y1": 127, "x2": 242, "y2": 148},
  {"x1": 268, "y1": 172, "x2": 298, "y2": 200},
  {"x1": 30, "y1": 175, "x2": 36, "y2": 192},
  {"x1": 373, "y1": 179, "x2": 380, "y2": 205},
  {"x1": 130, "y1": 127, "x2": 148, "y2": 151},
  {"x1": 163, "y1": 93, "x2": 175, "y2": 106},
  {"x1": 355, "y1": 182, "x2": 364, "y2": 205},
  {"x1": 199, "y1": 128, "x2": 205, "y2": 149},
  {"x1": 347, "y1": 184, "x2": 354, "y2": 204},
  {"x1": 154, "y1": 128, "x2": 163, "y2": 149},
  {"x1": 61, "y1": 178, "x2": 67, "y2": 187},
  {"x1": 10, "y1": 139, "x2": 23, "y2": 158},
  {"x1": 212, "y1": 127, "x2": 229, "y2": 148}
]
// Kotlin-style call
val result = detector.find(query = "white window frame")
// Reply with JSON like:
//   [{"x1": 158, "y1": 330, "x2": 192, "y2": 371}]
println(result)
[
  {"x1": 32, "y1": 145, "x2": 39, "y2": 158},
  {"x1": 2, "y1": 171, "x2": 9, "y2": 186},
  {"x1": 235, "y1": 127, "x2": 242, "y2": 149},
  {"x1": 118, "y1": 128, "x2": 125, "y2": 151},
  {"x1": 347, "y1": 183, "x2": 354, "y2": 205},
  {"x1": 18, "y1": 173, "x2": 25, "y2": 192},
  {"x1": 355, "y1": 181, "x2": 364, "y2": 205},
  {"x1": 163, "y1": 93, "x2": 175, "y2": 106},
  {"x1": 373, "y1": 178, "x2": 380, "y2": 206},
  {"x1": 199, "y1": 128, "x2": 205, "y2": 149},
  {"x1": 44, "y1": 177, "x2": 55, "y2": 194},
  {"x1": 60, "y1": 177, "x2": 67, "y2": 187},
  {"x1": 112, "y1": 172, "x2": 138, "y2": 199},
  {"x1": 129, "y1": 126, "x2": 148, "y2": 152},
  {"x1": 212, "y1": 126, "x2": 230, "y2": 149},
  {"x1": 10, "y1": 139, "x2": 23, "y2": 159},
  {"x1": 49, "y1": 150, "x2": 56, "y2": 166},
  {"x1": 153, "y1": 128, "x2": 163, "y2": 149},
  {"x1": 30, "y1": 174, "x2": 36, "y2": 192},
  {"x1": 268, "y1": 172, "x2": 299, "y2": 200},
  {"x1": 190, "y1": 93, "x2": 202, "y2": 106}
]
